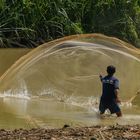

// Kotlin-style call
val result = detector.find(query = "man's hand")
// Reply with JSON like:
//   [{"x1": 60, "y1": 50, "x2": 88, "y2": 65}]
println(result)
[
  {"x1": 116, "y1": 98, "x2": 121, "y2": 104},
  {"x1": 99, "y1": 74, "x2": 102, "y2": 79},
  {"x1": 99, "y1": 74, "x2": 103, "y2": 82}
]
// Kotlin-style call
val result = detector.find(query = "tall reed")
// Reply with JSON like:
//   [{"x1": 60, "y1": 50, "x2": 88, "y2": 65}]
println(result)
[{"x1": 0, "y1": 0, "x2": 140, "y2": 48}]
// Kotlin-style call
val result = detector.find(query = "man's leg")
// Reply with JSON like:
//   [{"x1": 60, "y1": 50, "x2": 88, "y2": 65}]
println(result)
[
  {"x1": 99, "y1": 101, "x2": 106, "y2": 114},
  {"x1": 109, "y1": 101, "x2": 122, "y2": 117},
  {"x1": 116, "y1": 111, "x2": 122, "y2": 117}
]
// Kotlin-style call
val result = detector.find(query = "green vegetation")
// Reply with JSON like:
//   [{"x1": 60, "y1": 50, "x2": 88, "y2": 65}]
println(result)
[{"x1": 0, "y1": 0, "x2": 140, "y2": 48}]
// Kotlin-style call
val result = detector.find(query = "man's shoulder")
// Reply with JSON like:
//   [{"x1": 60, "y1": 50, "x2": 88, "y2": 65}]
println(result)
[
  {"x1": 112, "y1": 76, "x2": 119, "y2": 81},
  {"x1": 103, "y1": 76, "x2": 119, "y2": 82},
  {"x1": 103, "y1": 75, "x2": 118, "y2": 79},
  {"x1": 111, "y1": 76, "x2": 118, "y2": 80}
]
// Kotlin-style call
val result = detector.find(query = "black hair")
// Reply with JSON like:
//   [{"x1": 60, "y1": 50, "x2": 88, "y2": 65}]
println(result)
[{"x1": 107, "y1": 65, "x2": 116, "y2": 75}]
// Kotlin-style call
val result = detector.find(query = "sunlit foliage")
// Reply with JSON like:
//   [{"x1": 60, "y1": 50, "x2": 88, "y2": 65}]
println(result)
[{"x1": 0, "y1": 0, "x2": 140, "y2": 47}]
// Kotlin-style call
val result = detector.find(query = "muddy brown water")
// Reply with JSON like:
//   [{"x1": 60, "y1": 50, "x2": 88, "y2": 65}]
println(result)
[{"x1": 0, "y1": 34, "x2": 140, "y2": 129}]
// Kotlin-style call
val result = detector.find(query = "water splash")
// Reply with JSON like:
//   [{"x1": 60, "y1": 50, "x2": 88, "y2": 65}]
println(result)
[
  {"x1": 0, "y1": 33, "x2": 140, "y2": 128},
  {"x1": 0, "y1": 34, "x2": 140, "y2": 109}
]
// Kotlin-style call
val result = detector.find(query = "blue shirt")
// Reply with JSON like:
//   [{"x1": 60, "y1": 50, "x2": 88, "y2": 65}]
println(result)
[{"x1": 100, "y1": 75, "x2": 119, "y2": 102}]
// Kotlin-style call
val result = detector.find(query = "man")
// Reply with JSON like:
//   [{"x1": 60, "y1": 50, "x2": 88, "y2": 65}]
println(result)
[{"x1": 99, "y1": 65, "x2": 122, "y2": 117}]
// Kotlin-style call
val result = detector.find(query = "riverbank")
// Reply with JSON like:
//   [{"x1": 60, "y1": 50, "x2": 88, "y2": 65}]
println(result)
[{"x1": 0, "y1": 124, "x2": 140, "y2": 140}]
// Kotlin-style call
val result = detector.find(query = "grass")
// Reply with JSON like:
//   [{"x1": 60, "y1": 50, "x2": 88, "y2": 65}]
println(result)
[{"x1": 0, "y1": 0, "x2": 140, "y2": 48}]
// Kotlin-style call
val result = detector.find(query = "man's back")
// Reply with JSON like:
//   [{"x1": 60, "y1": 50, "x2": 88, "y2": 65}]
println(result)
[{"x1": 101, "y1": 75, "x2": 119, "y2": 102}]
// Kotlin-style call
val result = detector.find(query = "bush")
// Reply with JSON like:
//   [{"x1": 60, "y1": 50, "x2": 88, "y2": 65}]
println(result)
[{"x1": 0, "y1": 0, "x2": 140, "y2": 48}]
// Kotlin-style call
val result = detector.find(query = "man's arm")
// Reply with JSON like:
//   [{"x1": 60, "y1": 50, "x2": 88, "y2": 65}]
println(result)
[
  {"x1": 99, "y1": 74, "x2": 103, "y2": 82},
  {"x1": 115, "y1": 89, "x2": 121, "y2": 103},
  {"x1": 114, "y1": 79, "x2": 121, "y2": 103}
]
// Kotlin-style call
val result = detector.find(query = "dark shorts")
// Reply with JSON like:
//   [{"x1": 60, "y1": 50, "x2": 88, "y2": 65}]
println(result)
[{"x1": 99, "y1": 99, "x2": 121, "y2": 114}]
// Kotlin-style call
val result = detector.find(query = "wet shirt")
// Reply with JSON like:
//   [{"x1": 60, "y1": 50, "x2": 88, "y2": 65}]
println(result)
[{"x1": 100, "y1": 75, "x2": 119, "y2": 102}]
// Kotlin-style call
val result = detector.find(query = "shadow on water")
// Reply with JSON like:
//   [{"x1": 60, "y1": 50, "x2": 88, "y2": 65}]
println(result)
[{"x1": 0, "y1": 34, "x2": 140, "y2": 128}]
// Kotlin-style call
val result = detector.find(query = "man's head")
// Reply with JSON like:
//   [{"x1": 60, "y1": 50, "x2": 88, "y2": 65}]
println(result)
[{"x1": 107, "y1": 65, "x2": 116, "y2": 75}]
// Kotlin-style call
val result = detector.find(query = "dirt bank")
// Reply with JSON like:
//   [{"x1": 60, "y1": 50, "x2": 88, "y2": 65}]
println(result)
[{"x1": 0, "y1": 124, "x2": 140, "y2": 140}]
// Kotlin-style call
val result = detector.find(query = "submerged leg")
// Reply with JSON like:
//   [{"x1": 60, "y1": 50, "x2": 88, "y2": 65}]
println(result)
[
  {"x1": 99, "y1": 101, "x2": 106, "y2": 115},
  {"x1": 116, "y1": 111, "x2": 122, "y2": 117}
]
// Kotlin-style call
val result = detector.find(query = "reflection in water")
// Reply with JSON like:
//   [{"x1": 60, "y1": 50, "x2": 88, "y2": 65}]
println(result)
[
  {"x1": 1, "y1": 97, "x2": 140, "y2": 129},
  {"x1": 0, "y1": 34, "x2": 140, "y2": 128},
  {"x1": 0, "y1": 48, "x2": 30, "y2": 77}
]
